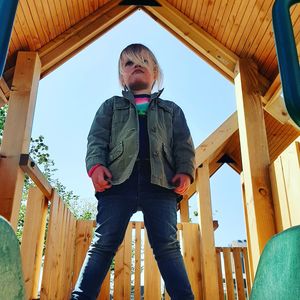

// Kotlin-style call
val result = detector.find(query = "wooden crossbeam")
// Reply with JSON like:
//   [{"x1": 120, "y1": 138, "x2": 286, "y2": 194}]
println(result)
[
  {"x1": 143, "y1": 0, "x2": 238, "y2": 80},
  {"x1": 19, "y1": 154, "x2": 53, "y2": 200},
  {"x1": 4, "y1": 1, "x2": 137, "y2": 83},
  {"x1": 0, "y1": 77, "x2": 10, "y2": 106},
  {"x1": 195, "y1": 112, "x2": 238, "y2": 167},
  {"x1": 0, "y1": 52, "x2": 41, "y2": 229}
]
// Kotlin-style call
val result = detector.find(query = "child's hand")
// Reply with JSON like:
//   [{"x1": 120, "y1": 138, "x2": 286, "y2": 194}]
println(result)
[
  {"x1": 171, "y1": 173, "x2": 191, "y2": 195},
  {"x1": 91, "y1": 165, "x2": 112, "y2": 192}
]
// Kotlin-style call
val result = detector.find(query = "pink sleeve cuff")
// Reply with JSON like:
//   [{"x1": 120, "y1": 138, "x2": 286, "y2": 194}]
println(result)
[{"x1": 88, "y1": 164, "x2": 101, "y2": 177}]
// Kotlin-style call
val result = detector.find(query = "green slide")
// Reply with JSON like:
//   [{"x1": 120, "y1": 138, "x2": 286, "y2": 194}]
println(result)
[
  {"x1": 250, "y1": 226, "x2": 300, "y2": 300},
  {"x1": 272, "y1": 0, "x2": 300, "y2": 127},
  {"x1": 0, "y1": 216, "x2": 25, "y2": 300}
]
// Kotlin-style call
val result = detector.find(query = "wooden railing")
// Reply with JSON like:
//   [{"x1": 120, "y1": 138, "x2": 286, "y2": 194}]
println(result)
[
  {"x1": 18, "y1": 154, "x2": 251, "y2": 300},
  {"x1": 216, "y1": 247, "x2": 251, "y2": 300},
  {"x1": 72, "y1": 220, "x2": 203, "y2": 300}
]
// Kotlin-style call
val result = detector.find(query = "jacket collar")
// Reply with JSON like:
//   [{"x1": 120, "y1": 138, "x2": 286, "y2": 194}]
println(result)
[{"x1": 122, "y1": 89, "x2": 164, "y2": 104}]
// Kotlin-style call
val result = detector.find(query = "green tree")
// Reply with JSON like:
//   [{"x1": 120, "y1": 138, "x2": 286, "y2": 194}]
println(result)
[{"x1": 0, "y1": 104, "x2": 97, "y2": 241}]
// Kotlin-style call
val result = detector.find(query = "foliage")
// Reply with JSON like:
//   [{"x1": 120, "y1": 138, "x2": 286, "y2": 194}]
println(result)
[
  {"x1": 0, "y1": 104, "x2": 97, "y2": 242},
  {"x1": 0, "y1": 104, "x2": 8, "y2": 143}
]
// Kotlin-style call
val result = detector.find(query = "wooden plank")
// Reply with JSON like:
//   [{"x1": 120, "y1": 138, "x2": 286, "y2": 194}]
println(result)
[
  {"x1": 223, "y1": 248, "x2": 235, "y2": 300},
  {"x1": 145, "y1": 0, "x2": 238, "y2": 79},
  {"x1": 16, "y1": 2, "x2": 40, "y2": 50},
  {"x1": 242, "y1": 247, "x2": 251, "y2": 295},
  {"x1": 0, "y1": 52, "x2": 41, "y2": 229},
  {"x1": 53, "y1": 0, "x2": 67, "y2": 33},
  {"x1": 39, "y1": 0, "x2": 124, "y2": 56},
  {"x1": 144, "y1": 230, "x2": 161, "y2": 300},
  {"x1": 230, "y1": 0, "x2": 258, "y2": 52},
  {"x1": 97, "y1": 271, "x2": 110, "y2": 300},
  {"x1": 50, "y1": 195, "x2": 66, "y2": 299},
  {"x1": 72, "y1": 220, "x2": 94, "y2": 288},
  {"x1": 77, "y1": 0, "x2": 85, "y2": 19},
  {"x1": 232, "y1": 248, "x2": 246, "y2": 300},
  {"x1": 134, "y1": 222, "x2": 141, "y2": 300},
  {"x1": 216, "y1": 249, "x2": 224, "y2": 300},
  {"x1": 240, "y1": 174, "x2": 254, "y2": 285},
  {"x1": 71, "y1": 0, "x2": 81, "y2": 22},
  {"x1": 179, "y1": 195, "x2": 189, "y2": 222},
  {"x1": 234, "y1": 58, "x2": 276, "y2": 273},
  {"x1": 225, "y1": 0, "x2": 252, "y2": 49},
  {"x1": 0, "y1": 77, "x2": 10, "y2": 98},
  {"x1": 19, "y1": 154, "x2": 53, "y2": 199},
  {"x1": 60, "y1": 0, "x2": 72, "y2": 28},
  {"x1": 114, "y1": 236, "x2": 125, "y2": 299},
  {"x1": 195, "y1": 162, "x2": 219, "y2": 300},
  {"x1": 47, "y1": 0, "x2": 63, "y2": 36},
  {"x1": 240, "y1": 1, "x2": 273, "y2": 57},
  {"x1": 207, "y1": 0, "x2": 222, "y2": 34},
  {"x1": 269, "y1": 159, "x2": 291, "y2": 232},
  {"x1": 40, "y1": 0, "x2": 58, "y2": 38},
  {"x1": 215, "y1": 0, "x2": 235, "y2": 42},
  {"x1": 40, "y1": 4, "x2": 135, "y2": 74},
  {"x1": 20, "y1": 187, "x2": 48, "y2": 300},
  {"x1": 280, "y1": 142, "x2": 300, "y2": 226},
  {"x1": 221, "y1": 0, "x2": 243, "y2": 45},
  {"x1": 40, "y1": 191, "x2": 60, "y2": 299},
  {"x1": 124, "y1": 224, "x2": 132, "y2": 300},
  {"x1": 195, "y1": 112, "x2": 238, "y2": 167},
  {"x1": 12, "y1": 14, "x2": 28, "y2": 50},
  {"x1": 57, "y1": 203, "x2": 71, "y2": 300},
  {"x1": 23, "y1": 0, "x2": 48, "y2": 46},
  {"x1": 264, "y1": 96, "x2": 292, "y2": 126},
  {"x1": 210, "y1": 0, "x2": 227, "y2": 38},
  {"x1": 0, "y1": 88, "x2": 8, "y2": 107},
  {"x1": 64, "y1": 211, "x2": 77, "y2": 299},
  {"x1": 65, "y1": 0, "x2": 76, "y2": 26},
  {"x1": 33, "y1": 0, "x2": 53, "y2": 41},
  {"x1": 97, "y1": 270, "x2": 111, "y2": 300},
  {"x1": 259, "y1": 5, "x2": 299, "y2": 78},
  {"x1": 181, "y1": 223, "x2": 202, "y2": 300}
]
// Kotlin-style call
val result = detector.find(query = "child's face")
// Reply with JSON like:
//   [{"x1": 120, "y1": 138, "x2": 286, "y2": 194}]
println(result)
[{"x1": 120, "y1": 50, "x2": 157, "y2": 94}]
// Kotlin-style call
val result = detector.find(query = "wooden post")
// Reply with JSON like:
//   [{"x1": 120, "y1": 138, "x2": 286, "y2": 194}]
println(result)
[
  {"x1": 234, "y1": 58, "x2": 276, "y2": 273},
  {"x1": 196, "y1": 162, "x2": 220, "y2": 300},
  {"x1": 21, "y1": 187, "x2": 48, "y2": 300},
  {"x1": 240, "y1": 172, "x2": 254, "y2": 285},
  {"x1": 0, "y1": 52, "x2": 41, "y2": 229},
  {"x1": 180, "y1": 195, "x2": 189, "y2": 222}
]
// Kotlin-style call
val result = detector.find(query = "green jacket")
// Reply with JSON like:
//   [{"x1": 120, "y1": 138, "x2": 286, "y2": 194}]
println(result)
[{"x1": 86, "y1": 90, "x2": 195, "y2": 189}]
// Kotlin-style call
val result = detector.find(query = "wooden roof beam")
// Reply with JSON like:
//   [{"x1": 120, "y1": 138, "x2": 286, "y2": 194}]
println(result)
[
  {"x1": 4, "y1": 1, "x2": 137, "y2": 83},
  {"x1": 195, "y1": 112, "x2": 238, "y2": 167},
  {"x1": 184, "y1": 112, "x2": 239, "y2": 199},
  {"x1": 0, "y1": 77, "x2": 10, "y2": 106},
  {"x1": 143, "y1": 0, "x2": 237, "y2": 80}
]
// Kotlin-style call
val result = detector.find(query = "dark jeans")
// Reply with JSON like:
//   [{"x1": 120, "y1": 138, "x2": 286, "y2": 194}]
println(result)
[{"x1": 70, "y1": 161, "x2": 194, "y2": 300}]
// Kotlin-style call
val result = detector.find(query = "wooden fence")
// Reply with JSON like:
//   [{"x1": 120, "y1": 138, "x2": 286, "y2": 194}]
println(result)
[
  {"x1": 72, "y1": 220, "x2": 203, "y2": 300},
  {"x1": 18, "y1": 154, "x2": 251, "y2": 300},
  {"x1": 216, "y1": 247, "x2": 251, "y2": 300}
]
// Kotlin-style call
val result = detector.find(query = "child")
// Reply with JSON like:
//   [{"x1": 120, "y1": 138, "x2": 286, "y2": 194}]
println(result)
[{"x1": 71, "y1": 43, "x2": 195, "y2": 300}]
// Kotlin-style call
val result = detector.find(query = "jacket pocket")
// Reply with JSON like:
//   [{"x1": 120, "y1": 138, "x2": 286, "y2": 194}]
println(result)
[
  {"x1": 108, "y1": 141, "x2": 124, "y2": 165},
  {"x1": 162, "y1": 143, "x2": 175, "y2": 171}
]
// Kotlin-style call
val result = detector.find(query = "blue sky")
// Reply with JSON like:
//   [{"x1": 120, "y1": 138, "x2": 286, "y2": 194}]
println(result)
[{"x1": 32, "y1": 10, "x2": 245, "y2": 246}]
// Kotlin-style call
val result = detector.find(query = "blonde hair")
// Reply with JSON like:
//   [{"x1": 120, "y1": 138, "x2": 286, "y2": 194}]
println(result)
[{"x1": 118, "y1": 43, "x2": 163, "y2": 91}]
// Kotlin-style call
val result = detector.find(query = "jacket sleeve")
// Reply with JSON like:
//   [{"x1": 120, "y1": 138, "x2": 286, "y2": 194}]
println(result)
[
  {"x1": 172, "y1": 104, "x2": 196, "y2": 182},
  {"x1": 85, "y1": 99, "x2": 113, "y2": 172}
]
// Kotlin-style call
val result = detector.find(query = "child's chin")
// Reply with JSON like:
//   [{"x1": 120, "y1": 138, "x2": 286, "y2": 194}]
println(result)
[{"x1": 128, "y1": 81, "x2": 149, "y2": 91}]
